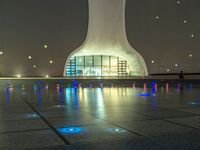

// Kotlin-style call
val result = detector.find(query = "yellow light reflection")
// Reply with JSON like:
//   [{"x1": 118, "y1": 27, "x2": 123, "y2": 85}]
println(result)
[{"x1": 96, "y1": 88, "x2": 105, "y2": 118}]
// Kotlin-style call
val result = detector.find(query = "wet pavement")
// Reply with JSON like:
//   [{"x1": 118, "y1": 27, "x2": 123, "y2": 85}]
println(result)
[{"x1": 0, "y1": 80, "x2": 200, "y2": 149}]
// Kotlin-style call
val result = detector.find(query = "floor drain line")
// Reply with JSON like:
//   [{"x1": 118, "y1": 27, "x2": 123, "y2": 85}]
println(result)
[{"x1": 23, "y1": 98, "x2": 71, "y2": 145}]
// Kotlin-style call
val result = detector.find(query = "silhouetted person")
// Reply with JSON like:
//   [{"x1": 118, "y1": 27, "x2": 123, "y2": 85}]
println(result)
[{"x1": 179, "y1": 71, "x2": 184, "y2": 79}]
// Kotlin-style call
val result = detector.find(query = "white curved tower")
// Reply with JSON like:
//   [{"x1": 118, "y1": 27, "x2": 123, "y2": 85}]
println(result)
[{"x1": 64, "y1": 0, "x2": 148, "y2": 76}]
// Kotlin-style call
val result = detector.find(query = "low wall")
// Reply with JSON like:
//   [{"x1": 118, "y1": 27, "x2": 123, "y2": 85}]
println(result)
[{"x1": 0, "y1": 78, "x2": 200, "y2": 88}]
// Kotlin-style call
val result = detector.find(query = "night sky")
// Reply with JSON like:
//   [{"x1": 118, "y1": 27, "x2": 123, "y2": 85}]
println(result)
[{"x1": 0, "y1": 0, "x2": 200, "y2": 77}]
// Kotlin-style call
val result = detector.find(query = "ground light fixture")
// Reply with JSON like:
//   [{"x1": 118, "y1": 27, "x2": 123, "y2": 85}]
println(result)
[
  {"x1": 58, "y1": 127, "x2": 84, "y2": 134},
  {"x1": 108, "y1": 128, "x2": 126, "y2": 133}
]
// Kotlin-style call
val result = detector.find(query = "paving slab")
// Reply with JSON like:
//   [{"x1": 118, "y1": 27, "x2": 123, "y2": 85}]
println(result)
[{"x1": 0, "y1": 130, "x2": 65, "y2": 150}]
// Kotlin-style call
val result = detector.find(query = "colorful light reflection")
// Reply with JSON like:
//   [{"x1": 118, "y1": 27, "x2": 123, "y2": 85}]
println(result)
[{"x1": 143, "y1": 83, "x2": 147, "y2": 92}]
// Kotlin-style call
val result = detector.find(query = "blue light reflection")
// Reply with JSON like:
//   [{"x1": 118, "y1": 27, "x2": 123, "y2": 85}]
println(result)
[
  {"x1": 74, "y1": 88, "x2": 79, "y2": 107},
  {"x1": 73, "y1": 80, "x2": 79, "y2": 88},
  {"x1": 136, "y1": 82, "x2": 157, "y2": 97},
  {"x1": 151, "y1": 82, "x2": 156, "y2": 95},
  {"x1": 6, "y1": 88, "x2": 10, "y2": 105},
  {"x1": 136, "y1": 93, "x2": 152, "y2": 97},
  {"x1": 59, "y1": 87, "x2": 64, "y2": 105},
  {"x1": 37, "y1": 87, "x2": 42, "y2": 106}
]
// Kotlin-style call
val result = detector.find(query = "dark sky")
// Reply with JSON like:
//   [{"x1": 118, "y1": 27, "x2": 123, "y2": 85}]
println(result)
[{"x1": 0, "y1": 0, "x2": 200, "y2": 76}]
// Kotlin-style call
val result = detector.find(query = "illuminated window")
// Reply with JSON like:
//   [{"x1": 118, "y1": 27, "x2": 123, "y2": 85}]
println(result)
[
  {"x1": 103, "y1": 56, "x2": 109, "y2": 66},
  {"x1": 76, "y1": 56, "x2": 84, "y2": 66},
  {"x1": 85, "y1": 56, "x2": 93, "y2": 66},
  {"x1": 111, "y1": 56, "x2": 117, "y2": 67},
  {"x1": 94, "y1": 56, "x2": 101, "y2": 66},
  {"x1": 66, "y1": 55, "x2": 129, "y2": 76}
]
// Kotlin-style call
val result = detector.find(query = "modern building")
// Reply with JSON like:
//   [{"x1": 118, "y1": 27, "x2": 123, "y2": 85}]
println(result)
[{"x1": 64, "y1": 0, "x2": 148, "y2": 77}]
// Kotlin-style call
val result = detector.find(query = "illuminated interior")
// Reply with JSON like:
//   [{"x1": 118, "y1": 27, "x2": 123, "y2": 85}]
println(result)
[{"x1": 66, "y1": 55, "x2": 130, "y2": 76}]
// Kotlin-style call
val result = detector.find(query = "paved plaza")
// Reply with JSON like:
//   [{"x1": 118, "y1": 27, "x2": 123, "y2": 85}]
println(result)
[{"x1": 0, "y1": 80, "x2": 200, "y2": 149}]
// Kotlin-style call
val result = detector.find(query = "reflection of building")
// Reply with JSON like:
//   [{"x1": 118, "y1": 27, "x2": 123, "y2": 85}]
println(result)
[{"x1": 64, "y1": 0, "x2": 148, "y2": 77}]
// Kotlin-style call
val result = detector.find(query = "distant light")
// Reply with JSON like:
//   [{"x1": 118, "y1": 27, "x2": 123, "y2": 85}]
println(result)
[
  {"x1": 177, "y1": 1, "x2": 180, "y2": 4},
  {"x1": 44, "y1": 44, "x2": 48, "y2": 48},
  {"x1": 28, "y1": 56, "x2": 32, "y2": 59},
  {"x1": 191, "y1": 34, "x2": 194, "y2": 38},
  {"x1": 17, "y1": 74, "x2": 21, "y2": 78},
  {"x1": 184, "y1": 20, "x2": 187, "y2": 24},
  {"x1": 189, "y1": 54, "x2": 192, "y2": 57},
  {"x1": 156, "y1": 16, "x2": 159, "y2": 20},
  {"x1": 50, "y1": 60, "x2": 53, "y2": 64},
  {"x1": 151, "y1": 60, "x2": 154, "y2": 64},
  {"x1": 167, "y1": 69, "x2": 170, "y2": 72},
  {"x1": 175, "y1": 64, "x2": 178, "y2": 67},
  {"x1": 0, "y1": 51, "x2": 3, "y2": 55},
  {"x1": 45, "y1": 75, "x2": 49, "y2": 78},
  {"x1": 33, "y1": 65, "x2": 36, "y2": 68}
]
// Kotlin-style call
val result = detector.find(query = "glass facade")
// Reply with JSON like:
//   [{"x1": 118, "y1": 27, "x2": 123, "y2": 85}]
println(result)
[{"x1": 66, "y1": 55, "x2": 130, "y2": 76}]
